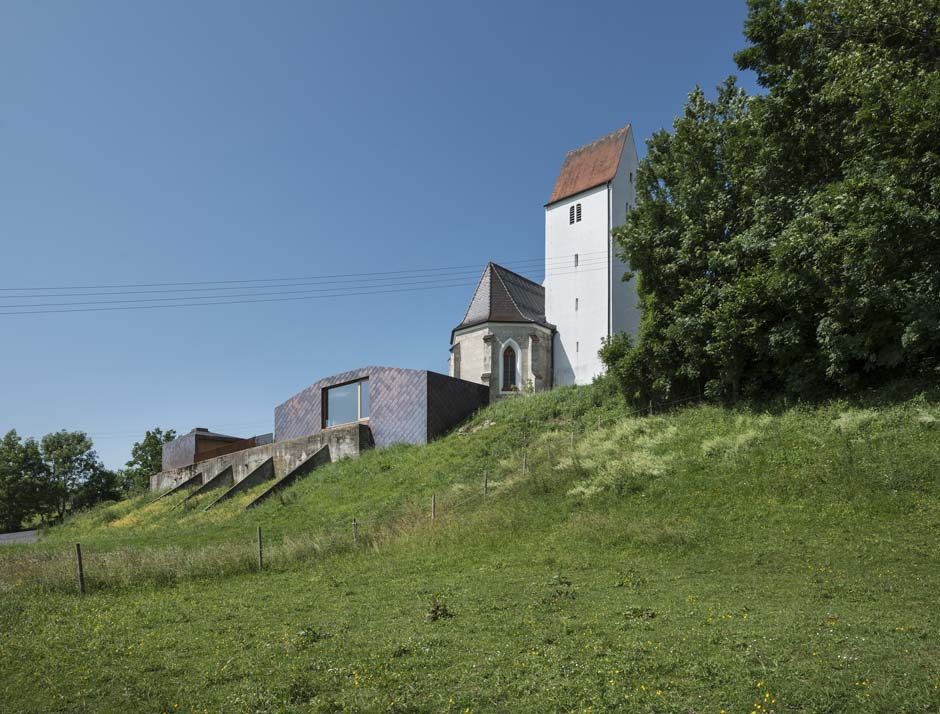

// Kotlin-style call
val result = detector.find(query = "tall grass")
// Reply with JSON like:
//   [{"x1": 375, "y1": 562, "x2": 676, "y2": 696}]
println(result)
[
  {"x1": 6, "y1": 379, "x2": 940, "y2": 594},
  {"x1": 4, "y1": 381, "x2": 940, "y2": 712}
]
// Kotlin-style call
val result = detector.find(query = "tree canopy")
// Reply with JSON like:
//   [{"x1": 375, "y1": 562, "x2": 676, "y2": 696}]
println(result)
[
  {"x1": 123, "y1": 427, "x2": 176, "y2": 493},
  {"x1": 0, "y1": 425, "x2": 177, "y2": 531},
  {"x1": 605, "y1": 0, "x2": 940, "y2": 402},
  {"x1": 39, "y1": 431, "x2": 104, "y2": 522},
  {"x1": 0, "y1": 431, "x2": 45, "y2": 532},
  {"x1": 0, "y1": 428, "x2": 124, "y2": 531}
]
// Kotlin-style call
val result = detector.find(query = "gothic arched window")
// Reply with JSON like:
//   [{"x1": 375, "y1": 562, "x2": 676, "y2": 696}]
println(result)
[{"x1": 502, "y1": 345, "x2": 517, "y2": 391}]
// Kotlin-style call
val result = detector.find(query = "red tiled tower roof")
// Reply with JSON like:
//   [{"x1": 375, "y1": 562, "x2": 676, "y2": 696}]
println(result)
[{"x1": 546, "y1": 124, "x2": 630, "y2": 206}]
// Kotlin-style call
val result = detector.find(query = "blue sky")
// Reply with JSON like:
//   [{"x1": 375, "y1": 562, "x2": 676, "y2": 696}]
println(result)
[{"x1": 0, "y1": 1, "x2": 758, "y2": 469}]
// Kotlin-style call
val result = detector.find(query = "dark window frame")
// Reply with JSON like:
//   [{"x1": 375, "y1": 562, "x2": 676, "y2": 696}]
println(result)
[{"x1": 321, "y1": 377, "x2": 370, "y2": 429}]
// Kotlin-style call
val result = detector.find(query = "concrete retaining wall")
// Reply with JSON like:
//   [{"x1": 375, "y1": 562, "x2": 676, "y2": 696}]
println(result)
[{"x1": 151, "y1": 423, "x2": 372, "y2": 492}]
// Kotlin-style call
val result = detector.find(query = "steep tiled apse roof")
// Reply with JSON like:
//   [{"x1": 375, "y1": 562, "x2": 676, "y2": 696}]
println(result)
[
  {"x1": 452, "y1": 263, "x2": 554, "y2": 337},
  {"x1": 546, "y1": 124, "x2": 630, "y2": 206}
]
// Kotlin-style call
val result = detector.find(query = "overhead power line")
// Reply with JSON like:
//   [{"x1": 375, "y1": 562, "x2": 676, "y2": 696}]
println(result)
[
  {"x1": 0, "y1": 250, "x2": 615, "y2": 293},
  {"x1": 0, "y1": 258, "x2": 612, "y2": 310},
  {"x1": 0, "y1": 251, "x2": 612, "y2": 300},
  {"x1": 0, "y1": 263, "x2": 617, "y2": 316}
]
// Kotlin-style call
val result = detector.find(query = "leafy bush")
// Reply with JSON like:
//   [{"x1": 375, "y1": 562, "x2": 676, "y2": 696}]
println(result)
[{"x1": 425, "y1": 593, "x2": 454, "y2": 621}]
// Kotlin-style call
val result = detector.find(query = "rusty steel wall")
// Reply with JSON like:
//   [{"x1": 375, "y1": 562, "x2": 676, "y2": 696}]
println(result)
[
  {"x1": 162, "y1": 431, "x2": 257, "y2": 471},
  {"x1": 196, "y1": 433, "x2": 274, "y2": 463}
]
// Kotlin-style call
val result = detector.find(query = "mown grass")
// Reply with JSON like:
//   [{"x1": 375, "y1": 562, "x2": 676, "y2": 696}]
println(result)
[{"x1": 2, "y1": 382, "x2": 940, "y2": 713}]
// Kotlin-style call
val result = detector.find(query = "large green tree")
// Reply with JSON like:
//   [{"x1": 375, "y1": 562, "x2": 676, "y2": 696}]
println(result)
[
  {"x1": 38, "y1": 431, "x2": 103, "y2": 522},
  {"x1": 122, "y1": 427, "x2": 176, "y2": 493},
  {"x1": 0, "y1": 428, "x2": 126, "y2": 528},
  {"x1": 0, "y1": 430, "x2": 46, "y2": 531},
  {"x1": 606, "y1": 0, "x2": 940, "y2": 402}
]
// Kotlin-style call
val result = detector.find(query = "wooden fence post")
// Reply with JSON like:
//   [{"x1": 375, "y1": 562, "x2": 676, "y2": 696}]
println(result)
[
  {"x1": 483, "y1": 470, "x2": 488, "y2": 497},
  {"x1": 431, "y1": 493, "x2": 436, "y2": 521},
  {"x1": 649, "y1": 400, "x2": 653, "y2": 416},
  {"x1": 571, "y1": 431, "x2": 575, "y2": 451},
  {"x1": 75, "y1": 543, "x2": 85, "y2": 595},
  {"x1": 522, "y1": 450, "x2": 527, "y2": 479},
  {"x1": 256, "y1": 526, "x2": 263, "y2": 572},
  {"x1": 352, "y1": 519, "x2": 359, "y2": 546}
]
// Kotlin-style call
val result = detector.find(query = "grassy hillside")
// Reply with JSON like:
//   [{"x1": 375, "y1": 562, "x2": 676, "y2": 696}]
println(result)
[{"x1": 2, "y1": 383, "x2": 940, "y2": 713}]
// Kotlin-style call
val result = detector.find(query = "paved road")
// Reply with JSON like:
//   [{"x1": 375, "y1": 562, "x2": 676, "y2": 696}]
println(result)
[{"x1": 0, "y1": 530, "x2": 39, "y2": 544}]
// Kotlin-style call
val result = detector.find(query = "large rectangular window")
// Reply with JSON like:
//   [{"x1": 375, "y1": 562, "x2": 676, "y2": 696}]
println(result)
[{"x1": 322, "y1": 378, "x2": 370, "y2": 428}]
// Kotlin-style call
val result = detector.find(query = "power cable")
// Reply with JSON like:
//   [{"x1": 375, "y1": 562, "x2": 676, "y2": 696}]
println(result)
[
  {"x1": 0, "y1": 258, "x2": 611, "y2": 309},
  {"x1": 0, "y1": 263, "x2": 616, "y2": 315},
  {"x1": 0, "y1": 251, "x2": 613, "y2": 299},
  {"x1": 0, "y1": 250, "x2": 615, "y2": 293}
]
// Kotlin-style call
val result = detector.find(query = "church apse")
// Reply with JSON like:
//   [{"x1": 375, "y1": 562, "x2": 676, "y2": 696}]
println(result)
[{"x1": 449, "y1": 263, "x2": 554, "y2": 400}]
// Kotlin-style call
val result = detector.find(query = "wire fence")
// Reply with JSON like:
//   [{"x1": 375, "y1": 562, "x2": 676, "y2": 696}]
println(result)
[{"x1": 4, "y1": 392, "x2": 707, "y2": 595}]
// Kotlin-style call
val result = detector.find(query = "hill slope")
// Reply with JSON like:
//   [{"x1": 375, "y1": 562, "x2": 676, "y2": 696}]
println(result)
[{"x1": 2, "y1": 383, "x2": 940, "y2": 713}]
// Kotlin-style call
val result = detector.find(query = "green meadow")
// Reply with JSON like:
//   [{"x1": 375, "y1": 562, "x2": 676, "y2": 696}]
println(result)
[{"x1": 2, "y1": 382, "x2": 940, "y2": 713}]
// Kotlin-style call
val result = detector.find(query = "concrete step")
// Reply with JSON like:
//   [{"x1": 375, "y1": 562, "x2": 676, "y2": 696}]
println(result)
[
  {"x1": 204, "y1": 458, "x2": 275, "y2": 511},
  {"x1": 245, "y1": 445, "x2": 331, "y2": 509},
  {"x1": 173, "y1": 466, "x2": 234, "y2": 509}
]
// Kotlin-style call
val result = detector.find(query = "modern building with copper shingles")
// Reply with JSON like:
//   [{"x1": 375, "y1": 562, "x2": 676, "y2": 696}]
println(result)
[
  {"x1": 274, "y1": 366, "x2": 488, "y2": 449},
  {"x1": 158, "y1": 367, "x2": 487, "y2": 476}
]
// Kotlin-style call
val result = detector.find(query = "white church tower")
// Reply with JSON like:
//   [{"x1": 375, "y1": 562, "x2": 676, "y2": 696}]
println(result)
[{"x1": 544, "y1": 124, "x2": 641, "y2": 386}]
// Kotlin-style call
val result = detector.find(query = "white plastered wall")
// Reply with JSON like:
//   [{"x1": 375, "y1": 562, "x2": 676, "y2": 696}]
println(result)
[
  {"x1": 544, "y1": 184, "x2": 610, "y2": 385},
  {"x1": 608, "y1": 128, "x2": 641, "y2": 337}
]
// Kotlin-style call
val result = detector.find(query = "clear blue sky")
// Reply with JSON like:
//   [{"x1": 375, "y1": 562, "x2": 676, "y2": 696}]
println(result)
[{"x1": 0, "y1": 1, "x2": 758, "y2": 469}]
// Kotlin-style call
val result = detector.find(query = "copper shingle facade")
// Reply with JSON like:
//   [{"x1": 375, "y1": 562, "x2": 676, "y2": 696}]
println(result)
[
  {"x1": 546, "y1": 124, "x2": 630, "y2": 205},
  {"x1": 274, "y1": 366, "x2": 488, "y2": 448}
]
